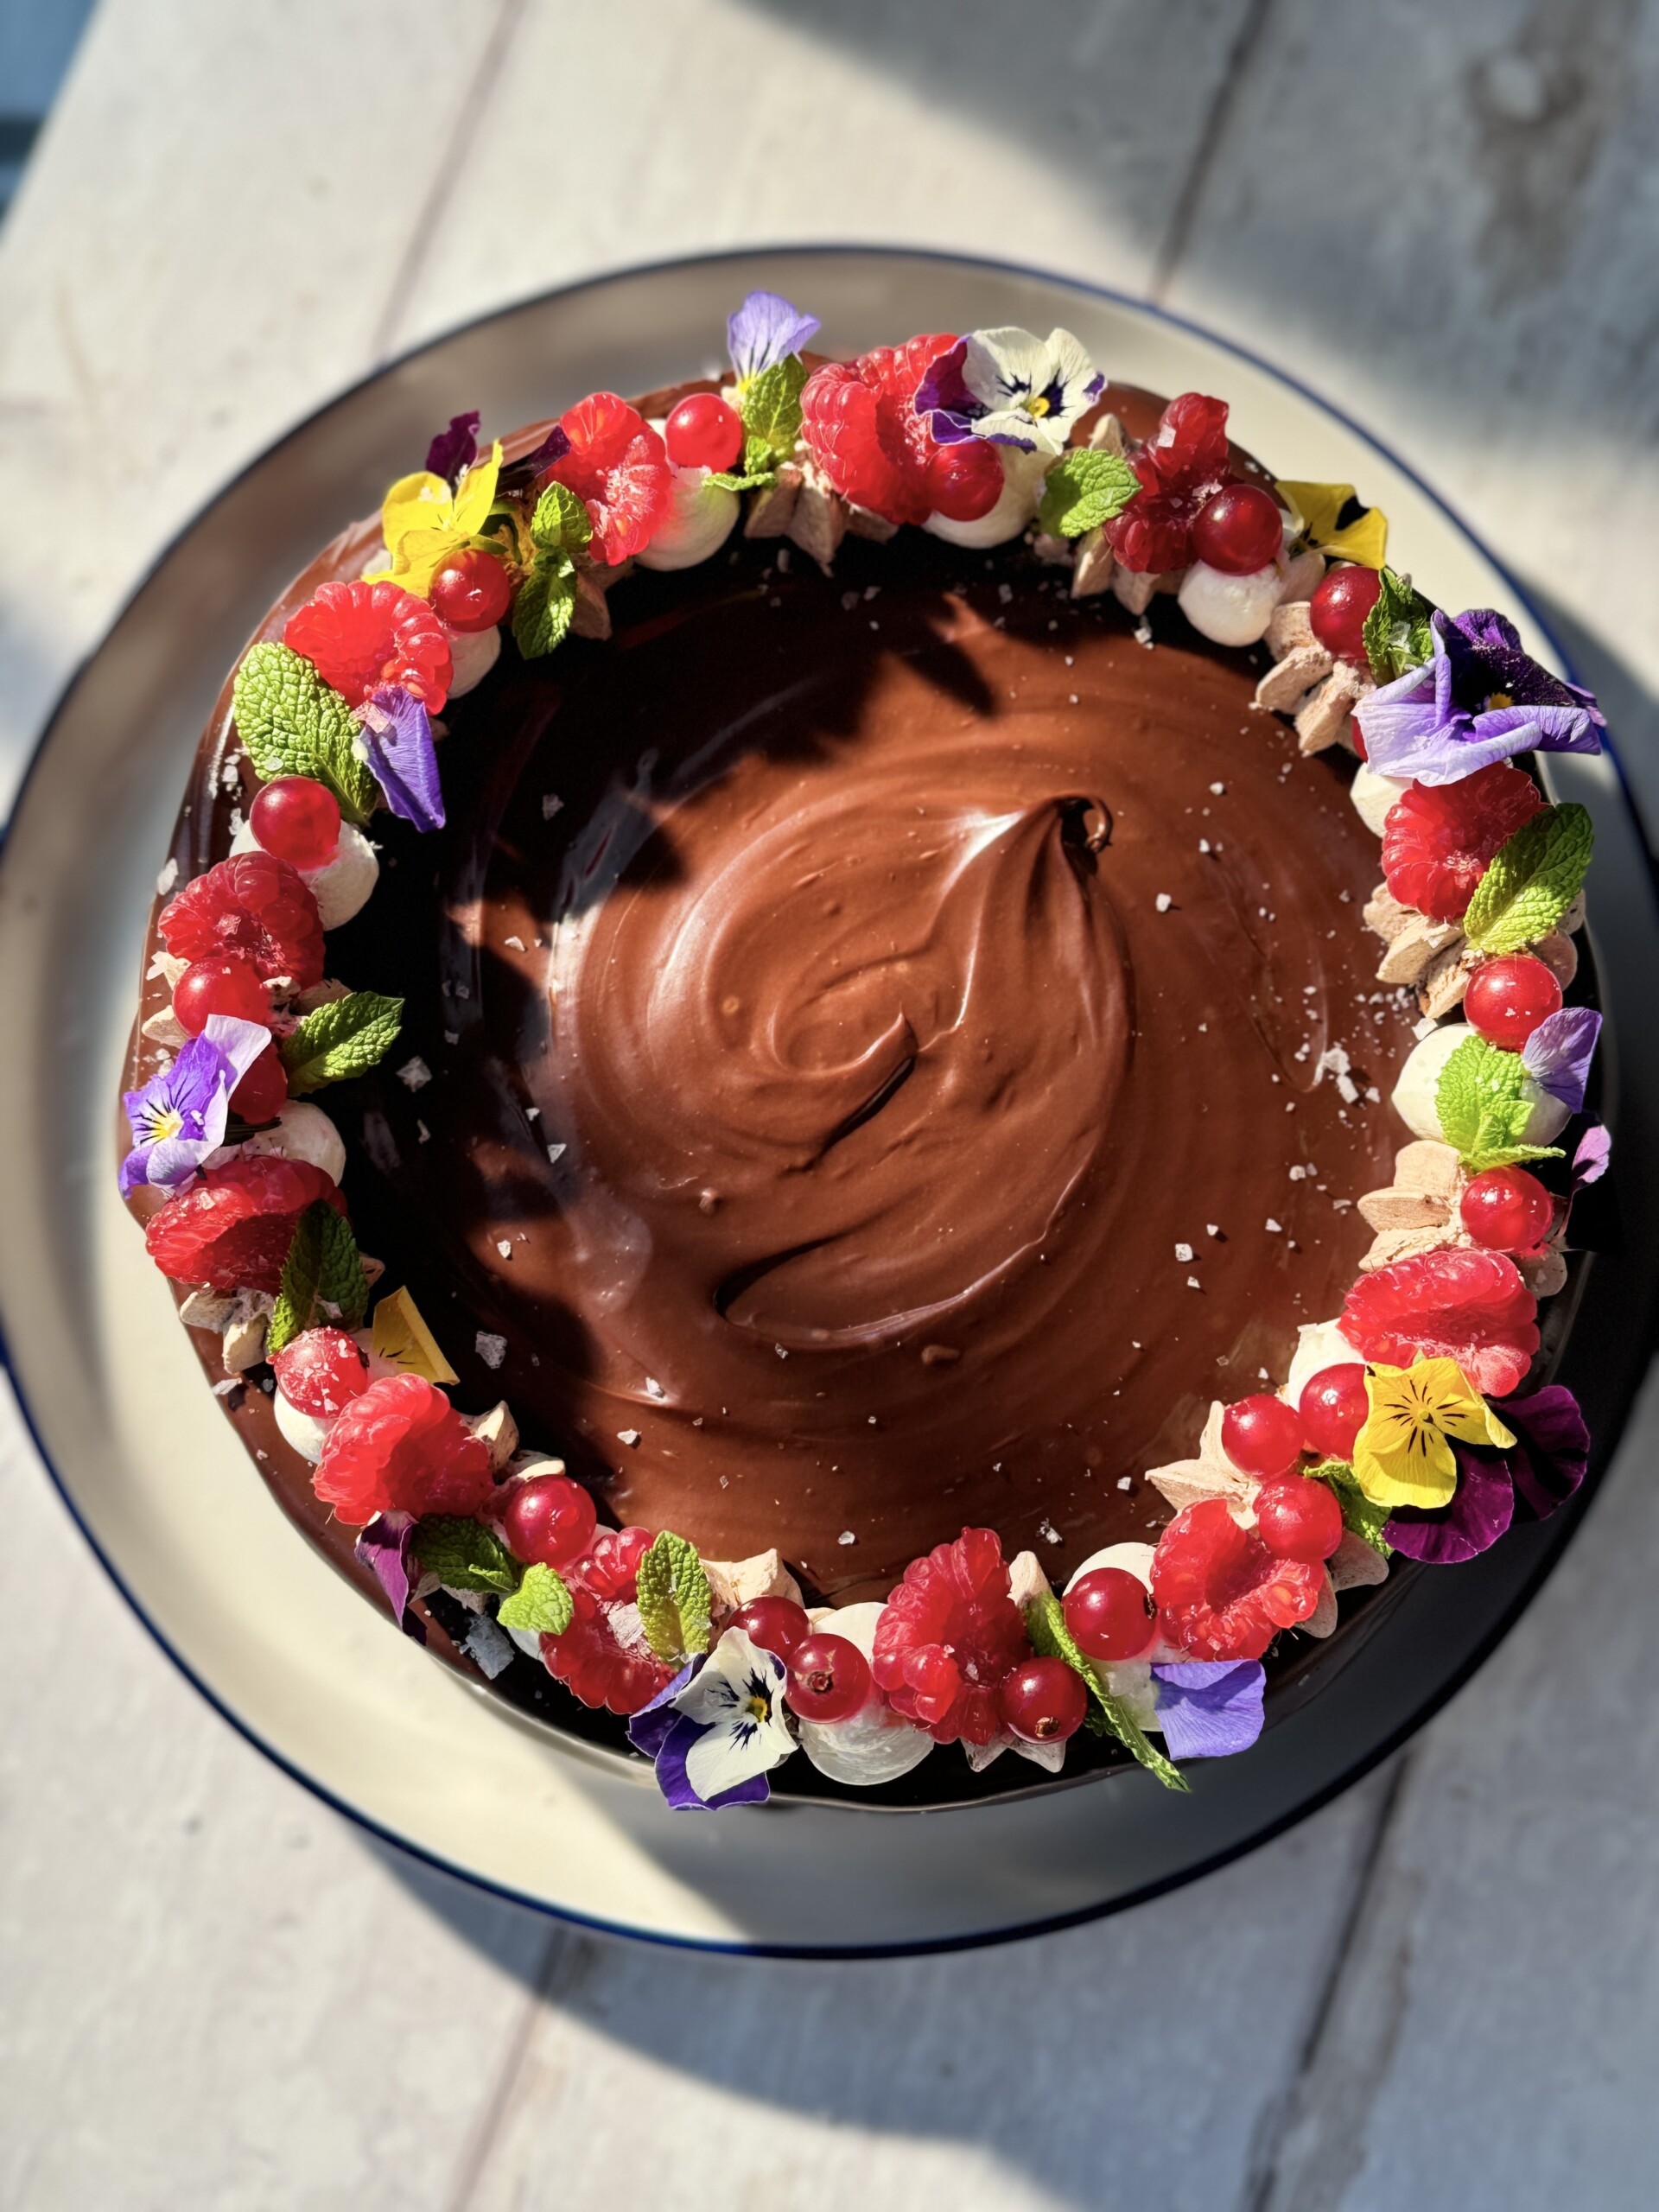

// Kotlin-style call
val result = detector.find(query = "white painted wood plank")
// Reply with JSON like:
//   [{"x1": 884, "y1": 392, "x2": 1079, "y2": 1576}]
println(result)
[
  {"x1": 1253, "y1": 1363, "x2": 1659, "y2": 2212},
  {"x1": 458, "y1": 1771, "x2": 1394, "y2": 2212}
]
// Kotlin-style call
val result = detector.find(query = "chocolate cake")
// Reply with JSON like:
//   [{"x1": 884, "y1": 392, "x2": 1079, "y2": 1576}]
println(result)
[{"x1": 120, "y1": 300, "x2": 1605, "y2": 1808}]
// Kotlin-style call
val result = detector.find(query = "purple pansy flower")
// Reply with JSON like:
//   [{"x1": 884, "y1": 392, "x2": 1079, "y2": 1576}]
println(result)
[
  {"x1": 1573, "y1": 1122, "x2": 1611, "y2": 1188},
  {"x1": 1151, "y1": 1661, "x2": 1267, "y2": 1759},
  {"x1": 1385, "y1": 1383, "x2": 1590, "y2": 1563},
  {"x1": 915, "y1": 327, "x2": 1103, "y2": 455},
  {"x1": 727, "y1": 289, "x2": 820, "y2": 384},
  {"x1": 1355, "y1": 610, "x2": 1603, "y2": 786},
  {"x1": 1522, "y1": 1007, "x2": 1602, "y2": 1113},
  {"x1": 118, "y1": 1014, "x2": 270, "y2": 1196},
  {"x1": 355, "y1": 1510, "x2": 421, "y2": 1634},
  {"x1": 424, "y1": 410, "x2": 480, "y2": 486},
  {"x1": 626, "y1": 1628, "x2": 795, "y2": 1809},
  {"x1": 355, "y1": 686, "x2": 444, "y2": 832}
]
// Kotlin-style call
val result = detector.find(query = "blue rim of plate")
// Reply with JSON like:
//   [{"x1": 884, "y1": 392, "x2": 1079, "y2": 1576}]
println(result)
[{"x1": 2, "y1": 242, "x2": 1652, "y2": 1957}]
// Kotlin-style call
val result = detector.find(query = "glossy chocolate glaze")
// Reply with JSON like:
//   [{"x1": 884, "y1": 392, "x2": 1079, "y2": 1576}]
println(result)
[{"x1": 129, "y1": 384, "x2": 1419, "y2": 1628}]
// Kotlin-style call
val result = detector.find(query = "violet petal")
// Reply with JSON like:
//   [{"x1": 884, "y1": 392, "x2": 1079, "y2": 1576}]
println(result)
[
  {"x1": 1522, "y1": 1008, "x2": 1602, "y2": 1113},
  {"x1": 1386, "y1": 1446, "x2": 1515, "y2": 1563},
  {"x1": 1493, "y1": 1383, "x2": 1589, "y2": 1523},
  {"x1": 424, "y1": 410, "x2": 480, "y2": 486},
  {"x1": 1573, "y1": 1123, "x2": 1612, "y2": 1187},
  {"x1": 652, "y1": 1713, "x2": 772, "y2": 1810},
  {"x1": 356, "y1": 687, "x2": 445, "y2": 831},
  {"x1": 626, "y1": 1662, "x2": 700, "y2": 1763},
  {"x1": 1151, "y1": 1661, "x2": 1265, "y2": 1759},
  {"x1": 356, "y1": 1511, "x2": 417, "y2": 1625},
  {"x1": 727, "y1": 289, "x2": 820, "y2": 382}
]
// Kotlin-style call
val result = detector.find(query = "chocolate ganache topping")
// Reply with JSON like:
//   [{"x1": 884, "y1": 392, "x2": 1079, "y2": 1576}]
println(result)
[{"x1": 141, "y1": 388, "x2": 1414, "y2": 1609}]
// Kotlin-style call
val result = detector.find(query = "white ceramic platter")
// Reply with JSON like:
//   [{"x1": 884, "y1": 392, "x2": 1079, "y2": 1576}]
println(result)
[{"x1": 3, "y1": 250, "x2": 1656, "y2": 1954}]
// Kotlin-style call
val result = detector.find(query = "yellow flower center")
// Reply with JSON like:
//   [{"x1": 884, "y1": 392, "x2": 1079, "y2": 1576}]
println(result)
[
  {"x1": 1025, "y1": 394, "x2": 1050, "y2": 417},
  {"x1": 1488, "y1": 690, "x2": 1513, "y2": 710},
  {"x1": 747, "y1": 1692, "x2": 771, "y2": 1724}
]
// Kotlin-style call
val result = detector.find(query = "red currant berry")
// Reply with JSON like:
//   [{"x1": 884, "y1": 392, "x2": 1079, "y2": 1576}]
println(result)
[
  {"x1": 1254, "y1": 1476, "x2": 1344, "y2": 1563},
  {"x1": 1459, "y1": 1166, "x2": 1555, "y2": 1252},
  {"x1": 429, "y1": 547, "x2": 512, "y2": 633},
  {"x1": 1464, "y1": 955, "x2": 1564, "y2": 1051},
  {"x1": 271, "y1": 1325, "x2": 370, "y2": 1419},
  {"x1": 1064, "y1": 1567, "x2": 1157, "y2": 1662},
  {"x1": 1221, "y1": 1393, "x2": 1306, "y2": 1478},
  {"x1": 173, "y1": 954, "x2": 273, "y2": 1036},
  {"x1": 664, "y1": 391, "x2": 744, "y2": 473},
  {"x1": 996, "y1": 1656, "x2": 1088, "y2": 1744},
  {"x1": 1191, "y1": 482, "x2": 1283, "y2": 575},
  {"x1": 250, "y1": 777, "x2": 341, "y2": 872},
  {"x1": 785, "y1": 1633, "x2": 872, "y2": 1723},
  {"x1": 230, "y1": 1043, "x2": 289, "y2": 1124},
  {"x1": 1299, "y1": 1363, "x2": 1370, "y2": 1460},
  {"x1": 728, "y1": 1595, "x2": 810, "y2": 1661},
  {"x1": 924, "y1": 437, "x2": 1003, "y2": 522},
  {"x1": 503, "y1": 1474, "x2": 597, "y2": 1570},
  {"x1": 1309, "y1": 564, "x2": 1382, "y2": 664}
]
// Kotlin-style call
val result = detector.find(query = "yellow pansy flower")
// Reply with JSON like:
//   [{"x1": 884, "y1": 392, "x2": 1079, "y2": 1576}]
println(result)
[
  {"x1": 371, "y1": 1287, "x2": 459, "y2": 1386},
  {"x1": 1351, "y1": 1358, "x2": 1515, "y2": 1511},
  {"x1": 369, "y1": 440, "x2": 505, "y2": 597},
  {"x1": 1275, "y1": 479, "x2": 1389, "y2": 570}
]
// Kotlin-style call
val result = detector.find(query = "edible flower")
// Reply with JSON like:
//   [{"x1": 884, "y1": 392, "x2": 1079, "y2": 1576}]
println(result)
[
  {"x1": 1274, "y1": 479, "x2": 1388, "y2": 569},
  {"x1": 355, "y1": 685, "x2": 444, "y2": 832},
  {"x1": 1355, "y1": 609, "x2": 1603, "y2": 786},
  {"x1": 1573, "y1": 1122, "x2": 1611, "y2": 1188},
  {"x1": 372, "y1": 439, "x2": 505, "y2": 598},
  {"x1": 727, "y1": 289, "x2": 820, "y2": 385},
  {"x1": 1521, "y1": 1007, "x2": 1601, "y2": 1114},
  {"x1": 424, "y1": 411, "x2": 480, "y2": 487},
  {"x1": 354, "y1": 1510, "x2": 422, "y2": 1633},
  {"x1": 1351, "y1": 1357, "x2": 1515, "y2": 1510},
  {"x1": 118, "y1": 1014, "x2": 271, "y2": 1196},
  {"x1": 1384, "y1": 1383, "x2": 1589, "y2": 1563},
  {"x1": 626, "y1": 1626, "x2": 796, "y2": 1809},
  {"x1": 915, "y1": 326, "x2": 1103, "y2": 454},
  {"x1": 1150, "y1": 1660, "x2": 1266, "y2": 1759}
]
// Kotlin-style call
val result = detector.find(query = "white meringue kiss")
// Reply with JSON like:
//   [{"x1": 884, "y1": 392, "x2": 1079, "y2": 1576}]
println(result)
[
  {"x1": 444, "y1": 623, "x2": 501, "y2": 697},
  {"x1": 636, "y1": 420, "x2": 740, "y2": 570},
  {"x1": 238, "y1": 1101, "x2": 347, "y2": 1185},
  {"x1": 1350, "y1": 762, "x2": 1411, "y2": 837},
  {"x1": 1177, "y1": 558, "x2": 1286, "y2": 646},
  {"x1": 795, "y1": 1599, "x2": 932, "y2": 1786},
  {"x1": 233, "y1": 817, "x2": 379, "y2": 929},
  {"x1": 1287, "y1": 1317, "x2": 1362, "y2": 1405},
  {"x1": 923, "y1": 446, "x2": 1049, "y2": 550},
  {"x1": 273, "y1": 1388, "x2": 335, "y2": 1464},
  {"x1": 1391, "y1": 1022, "x2": 1567, "y2": 1148}
]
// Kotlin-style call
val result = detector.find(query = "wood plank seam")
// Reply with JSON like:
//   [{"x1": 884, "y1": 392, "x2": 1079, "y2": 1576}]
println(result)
[
  {"x1": 1149, "y1": 0, "x2": 1276, "y2": 302},
  {"x1": 439, "y1": 1916, "x2": 569, "y2": 2212}
]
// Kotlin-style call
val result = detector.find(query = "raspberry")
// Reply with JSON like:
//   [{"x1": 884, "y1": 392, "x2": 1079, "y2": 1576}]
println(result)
[
  {"x1": 1150, "y1": 1498, "x2": 1323, "y2": 1661},
  {"x1": 871, "y1": 1526, "x2": 1031, "y2": 1745},
  {"x1": 1339, "y1": 1248, "x2": 1539, "y2": 1398},
  {"x1": 284, "y1": 580, "x2": 453, "y2": 711},
  {"x1": 1380, "y1": 764, "x2": 1544, "y2": 924},
  {"x1": 159, "y1": 851, "x2": 325, "y2": 989},
  {"x1": 1106, "y1": 393, "x2": 1234, "y2": 574},
  {"x1": 144, "y1": 1156, "x2": 345, "y2": 1293},
  {"x1": 270, "y1": 1326, "x2": 369, "y2": 1418},
  {"x1": 1142, "y1": 391, "x2": 1232, "y2": 491},
  {"x1": 569, "y1": 1525, "x2": 653, "y2": 1602},
  {"x1": 312, "y1": 1373, "x2": 493, "y2": 1526},
  {"x1": 542, "y1": 1584, "x2": 677, "y2": 1714},
  {"x1": 801, "y1": 336, "x2": 1001, "y2": 528},
  {"x1": 544, "y1": 391, "x2": 671, "y2": 565}
]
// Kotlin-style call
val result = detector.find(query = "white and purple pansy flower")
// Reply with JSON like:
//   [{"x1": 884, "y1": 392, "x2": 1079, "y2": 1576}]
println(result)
[
  {"x1": 1151, "y1": 1660, "x2": 1267, "y2": 1759},
  {"x1": 1355, "y1": 608, "x2": 1604, "y2": 786},
  {"x1": 916, "y1": 326, "x2": 1103, "y2": 455},
  {"x1": 727, "y1": 289, "x2": 820, "y2": 385},
  {"x1": 118, "y1": 1014, "x2": 271, "y2": 1197},
  {"x1": 355, "y1": 686, "x2": 444, "y2": 832},
  {"x1": 627, "y1": 1626, "x2": 797, "y2": 1809}
]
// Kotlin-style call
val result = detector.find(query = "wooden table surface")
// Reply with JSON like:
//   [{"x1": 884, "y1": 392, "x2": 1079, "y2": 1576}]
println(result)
[{"x1": 3, "y1": 4, "x2": 1657, "y2": 2205}]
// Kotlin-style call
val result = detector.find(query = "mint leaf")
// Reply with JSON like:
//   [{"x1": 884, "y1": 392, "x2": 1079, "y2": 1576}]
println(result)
[
  {"x1": 1309, "y1": 1460, "x2": 1393, "y2": 1556},
  {"x1": 743, "y1": 429, "x2": 779, "y2": 479},
  {"x1": 279, "y1": 991, "x2": 404, "y2": 1096},
  {"x1": 232, "y1": 641, "x2": 378, "y2": 824},
  {"x1": 1026, "y1": 1592, "x2": 1188, "y2": 1792},
  {"x1": 1037, "y1": 448, "x2": 1141, "y2": 538},
  {"x1": 512, "y1": 556, "x2": 578, "y2": 661},
  {"x1": 1362, "y1": 568, "x2": 1438, "y2": 684},
  {"x1": 704, "y1": 467, "x2": 777, "y2": 494},
  {"x1": 528, "y1": 481, "x2": 591, "y2": 557},
  {"x1": 1462, "y1": 803, "x2": 1594, "y2": 956},
  {"x1": 268, "y1": 1200, "x2": 366, "y2": 1353},
  {"x1": 737, "y1": 357, "x2": 807, "y2": 470},
  {"x1": 1434, "y1": 1032, "x2": 1564, "y2": 1173},
  {"x1": 413, "y1": 1515, "x2": 521, "y2": 1594},
  {"x1": 498, "y1": 1560, "x2": 574, "y2": 1636},
  {"x1": 635, "y1": 1530, "x2": 713, "y2": 1661}
]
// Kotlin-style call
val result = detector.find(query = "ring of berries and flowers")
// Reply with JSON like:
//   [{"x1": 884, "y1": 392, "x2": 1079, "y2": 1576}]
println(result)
[{"x1": 121, "y1": 290, "x2": 1605, "y2": 1810}]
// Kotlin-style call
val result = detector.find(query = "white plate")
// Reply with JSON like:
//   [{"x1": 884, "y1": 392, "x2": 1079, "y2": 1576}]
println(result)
[{"x1": 3, "y1": 250, "x2": 1654, "y2": 1953}]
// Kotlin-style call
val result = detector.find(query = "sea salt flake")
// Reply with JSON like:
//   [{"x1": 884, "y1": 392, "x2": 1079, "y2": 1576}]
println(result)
[
  {"x1": 1265, "y1": 1217, "x2": 1283, "y2": 1233},
  {"x1": 1210, "y1": 781, "x2": 1225, "y2": 795},
  {"x1": 541, "y1": 794, "x2": 564, "y2": 820},
  {"x1": 617, "y1": 1429, "x2": 641, "y2": 1446},
  {"x1": 397, "y1": 1056, "x2": 432, "y2": 1090},
  {"x1": 1206, "y1": 1224, "x2": 1221, "y2": 1237},
  {"x1": 1155, "y1": 893, "x2": 1173, "y2": 912},
  {"x1": 645, "y1": 1377, "x2": 666, "y2": 1401},
  {"x1": 476, "y1": 1332, "x2": 507, "y2": 1370},
  {"x1": 1174, "y1": 1242, "x2": 1194, "y2": 1262},
  {"x1": 416, "y1": 1120, "x2": 430, "y2": 1143},
  {"x1": 997, "y1": 582, "x2": 1014, "y2": 604},
  {"x1": 496, "y1": 1240, "x2": 512, "y2": 1260},
  {"x1": 504, "y1": 934, "x2": 525, "y2": 951},
  {"x1": 838, "y1": 1529, "x2": 856, "y2": 1546},
  {"x1": 1289, "y1": 1165, "x2": 1307, "y2": 1180},
  {"x1": 1038, "y1": 1518, "x2": 1062, "y2": 1546},
  {"x1": 1117, "y1": 1476, "x2": 1131, "y2": 1491},
  {"x1": 156, "y1": 857, "x2": 179, "y2": 896},
  {"x1": 774, "y1": 1344, "x2": 789, "y2": 1359},
  {"x1": 842, "y1": 590, "x2": 859, "y2": 612},
  {"x1": 1187, "y1": 1274, "x2": 1202, "y2": 1289},
  {"x1": 212, "y1": 1378, "x2": 241, "y2": 1398},
  {"x1": 546, "y1": 1142, "x2": 566, "y2": 1165}
]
